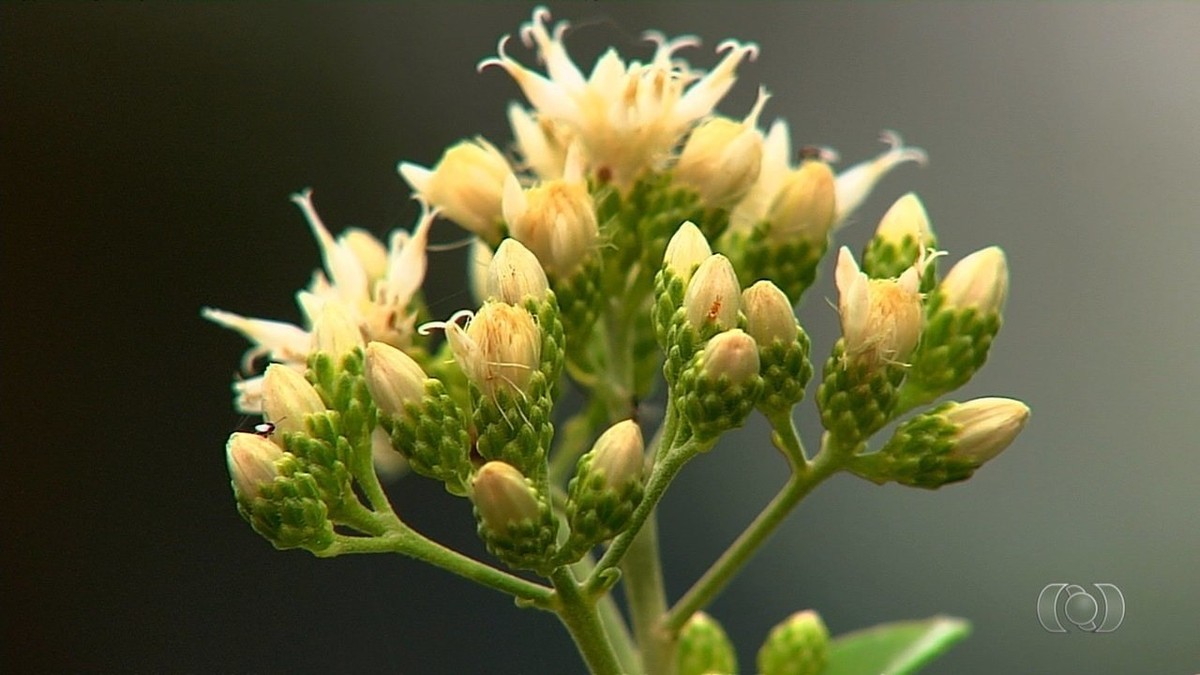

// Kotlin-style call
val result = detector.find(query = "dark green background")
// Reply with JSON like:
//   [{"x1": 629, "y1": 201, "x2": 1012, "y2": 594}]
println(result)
[{"x1": 5, "y1": 3, "x2": 1197, "y2": 673}]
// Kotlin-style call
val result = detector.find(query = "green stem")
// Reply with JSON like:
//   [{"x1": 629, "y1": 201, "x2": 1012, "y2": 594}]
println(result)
[
  {"x1": 621, "y1": 513, "x2": 672, "y2": 675},
  {"x1": 551, "y1": 567, "x2": 623, "y2": 675},
  {"x1": 323, "y1": 524, "x2": 555, "y2": 608},
  {"x1": 586, "y1": 440, "x2": 701, "y2": 594},
  {"x1": 572, "y1": 556, "x2": 641, "y2": 675},
  {"x1": 765, "y1": 408, "x2": 809, "y2": 472},
  {"x1": 351, "y1": 435, "x2": 394, "y2": 516},
  {"x1": 661, "y1": 439, "x2": 842, "y2": 635}
]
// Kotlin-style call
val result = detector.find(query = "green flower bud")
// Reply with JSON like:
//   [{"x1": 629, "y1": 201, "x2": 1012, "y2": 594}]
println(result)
[
  {"x1": 227, "y1": 432, "x2": 284, "y2": 499},
  {"x1": 488, "y1": 238, "x2": 550, "y2": 305},
  {"x1": 363, "y1": 341, "x2": 427, "y2": 418},
  {"x1": 399, "y1": 137, "x2": 513, "y2": 243},
  {"x1": 678, "y1": 329, "x2": 764, "y2": 443},
  {"x1": 743, "y1": 281, "x2": 812, "y2": 415},
  {"x1": 234, "y1": 450, "x2": 336, "y2": 553},
  {"x1": 677, "y1": 611, "x2": 739, "y2": 675},
  {"x1": 560, "y1": 420, "x2": 645, "y2": 562},
  {"x1": 471, "y1": 461, "x2": 557, "y2": 572},
  {"x1": 757, "y1": 610, "x2": 829, "y2": 675},
  {"x1": 262, "y1": 364, "x2": 326, "y2": 439},
  {"x1": 851, "y1": 397, "x2": 1030, "y2": 488}
]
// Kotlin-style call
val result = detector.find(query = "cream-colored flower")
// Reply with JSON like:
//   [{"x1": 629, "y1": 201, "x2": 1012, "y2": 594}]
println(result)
[
  {"x1": 663, "y1": 221, "x2": 713, "y2": 285},
  {"x1": 364, "y1": 341, "x2": 429, "y2": 418},
  {"x1": 834, "y1": 247, "x2": 923, "y2": 368},
  {"x1": 588, "y1": 420, "x2": 646, "y2": 491},
  {"x1": 939, "y1": 247, "x2": 1009, "y2": 314},
  {"x1": 741, "y1": 281, "x2": 798, "y2": 345},
  {"x1": 944, "y1": 397, "x2": 1030, "y2": 464},
  {"x1": 508, "y1": 103, "x2": 570, "y2": 181},
  {"x1": 674, "y1": 88, "x2": 769, "y2": 208},
  {"x1": 683, "y1": 254, "x2": 741, "y2": 332},
  {"x1": 481, "y1": 7, "x2": 758, "y2": 190},
  {"x1": 487, "y1": 238, "x2": 550, "y2": 305},
  {"x1": 261, "y1": 363, "x2": 326, "y2": 440},
  {"x1": 398, "y1": 138, "x2": 515, "y2": 242},
  {"x1": 226, "y1": 432, "x2": 285, "y2": 499},
  {"x1": 204, "y1": 190, "x2": 434, "y2": 413},
  {"x1": 502, "y1": 145, "x2": 598, "y2": 278},
  {"x1": 440, "y1": 303, "x2": 542, "y2": 399},
  {"x1": 700, "y1": 329, "x2": 761, "y2": 385},
  {"x1": 472, "y1": 461, "x2": 540, "y2": 531},
  {"x1": 834, "y1": 130, "x2": 927, "y2": 227}
]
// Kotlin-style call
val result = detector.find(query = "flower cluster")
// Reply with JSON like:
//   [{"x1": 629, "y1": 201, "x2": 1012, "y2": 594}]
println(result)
[{"x1": 207, "y1": 8, "x2": 1028, "y2": 674}]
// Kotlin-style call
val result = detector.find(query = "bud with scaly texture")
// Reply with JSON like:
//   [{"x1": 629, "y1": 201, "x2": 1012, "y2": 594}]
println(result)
[
  {"x1": 743, "y1": 281, "x2": 812, "y2": 415},
  {"x1": 227, "y1": 432, "x2": 285, "y2": 500},
  {"x1": 899, "y1": 247, "x2": 1009, "y2": 411},
  {"x1": 677, "y1": 611, "x2": 739, "y2": 675},
  {"x1": 654, "y1": 222, "x2": 713, "y2": 348},
  {"x1": 861, "y1": 192, "x2": 938, "y2": 287},
  {"x1": 677, "y1": 329, "x2": 764, "y2": 443},
  {"x1": 227, "y1": 433, "x2": 336, "y2": 553},
  {"x1": 850, "y1": 398, "x2": 1030, "y2": 488},
  {"x1": 262, "y1": 364, "x2": 326, "y2": 441},
  {"x1": 757, "y1": 610, "x2": 829, "y2": 675},
  {"x1": 471, "y1": 461, "x2": 558, "y2": 573},
  {"x1": 560, "y1": 420, "x2": 645, "y2": 563}
]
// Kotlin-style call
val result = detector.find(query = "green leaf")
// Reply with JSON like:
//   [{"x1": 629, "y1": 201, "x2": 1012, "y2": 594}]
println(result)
[{"x1": 824, "y1": 616, "x2": 970, "y2": 675}]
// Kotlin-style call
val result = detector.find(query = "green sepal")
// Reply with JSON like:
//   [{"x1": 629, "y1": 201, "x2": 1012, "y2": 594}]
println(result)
[
  {"x1": 756, "y1": 328, "x2": 813, "y2": 416},
  {"x1": 550, "y1": 255, "x2": 601, "y2": 363},
  {"x1": 677, "y1": 611, "x2": 739, "y2": 675},
  {"x1": 234, "y1": 455, "x2": 336, "y2": 553},
  {"x1": 474, "y1": 494, "x2": 559, "y2": 575},
  {"x1": 849, "y1": 403, "x2": 978, "y2": 489},
  {"x1": 652, "y1": 266, "x2": 689, "y2": 351},
  {"x1": 525, "y1": 294, "x2": 566, "y2": 387},
  {"x1": 721, "y1": 226, "x2": 826, "y2": 304},
  {"x1": 816, "y1": 340, "x2": 905, "y2": 447},
  {"x1": 471, "y1": 373, "x2": 555, "y2": 482},
  {"x1": 306, "y1": 349, "x2": 375, "y2": 457},
  {"x1": 898, "y1": 294, "x2": 1002, "y2": 411},
  {"x1": 757, "y1": 610, "x2": 830, "y2": 675},
  {"x1": 279, "y1": 413, "x2": 356, "y2": 517},
  {"x1": 861, "y1": 233, "x2": 938, "y2": 292},
  {"x1": 676, "y1": 352, "x2": 764, "y2": 444},
  {"x1": 378, "y1": 379, "x2": 473, "y2": 496},
  {"x1": 557, "y1": 452, "x2": 645, "y2": 564}
]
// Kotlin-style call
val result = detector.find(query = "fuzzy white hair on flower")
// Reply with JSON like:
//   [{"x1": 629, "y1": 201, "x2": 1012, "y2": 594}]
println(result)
[{"x1": 834, "y1": 246, "x2": 925, "y2": 368}]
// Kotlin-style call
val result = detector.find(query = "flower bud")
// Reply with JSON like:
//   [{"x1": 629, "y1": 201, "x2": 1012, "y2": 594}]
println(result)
[
  {"x1": 262, "y1": 364, "x2": 325, "y2": 438},
  {"x1": 875, "y1": 192, "x2": 935, "y2": 249},
  {"x1": 939, "y1": 246, "x2": 1009, "y2": 314},
  {"x1": 701, "y1": 329, "x2": 760, "y2": 385},
  {"x1": 742, "y1": 281, "x2": 798, "y2": 346},
  {"x1": 944, "y1": 397, "x2": 1030, "y2": 464},
  {"x1": 472, "y1": 461, "x2": 540, "y2": 533},
  {"x1": 399, "y1": 138, "x2": 514, "y2": 242},
  {"x1": 226, "y1": 432, "x2": 284, "y2": 499},
  {"x1": 364, "y1": 341, "x2": 428, "y2": 418},
  {"x1": 757, "y1": 610, "x2": 829, "y2": 675},
  {"x1": 835, "y1": 247, "x2": 922, "y2": 368},
  {"x1": 684, "y1": 254, "x2": 741, "y2": 333},
  {"x1": 766, "y1": 158, "x2": 836, "y2": 243},
  {"x1": 588, "y1": 420, "x2": 645, "y2": 491},
  {"x1": 487, "y1": 238, "x2": 550, "y2": 304},
  {"x1": 674, "y1": 90, "x2": 767, "y2": 208},
  {"x1": 310, "y1": 301, "x2": 364, "y2": 360},
  {"x1": 502, "y1": 174, "x2": 598, "y2": 278},
  {"x1": 663, "y1": 221, "x2": 713, "y2": 286},
  {"x1": 445, "y1": 303, "x2": 542, "y2": 399},
  {"x1": 677, "y1": 612, "x2": 738, "y2": 675}
]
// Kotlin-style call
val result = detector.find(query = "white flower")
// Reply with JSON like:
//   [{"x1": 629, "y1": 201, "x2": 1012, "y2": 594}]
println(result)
[
  {"x1": 480, "y1": 7, "x2": 758, "y2": 190},
  {"x1": 834, "y1": 130, "x2": 927, "y2": 227},
  {"x1": 501, "y1": 144, "x2": 598, "y2": 278},
  {"x1": 834, "y1": 246, "x2": 923, "y2": 368},
  {"x1": 204, "y1": 189, "x2": 434, "y2": 413},
  {"x1": 674, "y1": 88, "x2": 769, "y2": 207},
  {"x1": 939, "y1": 247, "x2": 1009, "y2": 314},
  {"x1": 440, "y1": 303, "x2": 543, "y2": 399},
  {"x1": 398, "y1": 138, "x2": 515, "y2": 242},
  {"x1": 874, "y1": 192, "x2": 935, "y2": 248},
  {"x1": 944, "y1": 397, "x2": 1030, "y2": 464}
]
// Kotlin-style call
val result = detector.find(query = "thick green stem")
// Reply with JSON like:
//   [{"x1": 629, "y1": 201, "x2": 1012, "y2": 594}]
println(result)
[
  {"x1": 572, "y1": 556, "x2": 641, "y2": 675},
  {"x1": 661, "y1": 441, "x2": 841, "y2": 635},
  {"x1": 551, "y1": 567, "x2": 623, "y2": 675}
]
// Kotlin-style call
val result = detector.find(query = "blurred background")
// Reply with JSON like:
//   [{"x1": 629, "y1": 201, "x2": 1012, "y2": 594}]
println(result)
[{"x1": 4, "y1": 3, "x2": 1198, "y2": 673}]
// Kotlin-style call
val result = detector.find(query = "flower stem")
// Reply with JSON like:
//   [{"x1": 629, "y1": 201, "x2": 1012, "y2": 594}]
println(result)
[
  {"x1": 621, "y1": 513, "x2": 672, "y2": 674},
  {"x1": 660, "y1": 436, "x2": 841, "y2": 635},
  {"x1": 551, "y1": 567, "x2": 623, "y2": 675}
]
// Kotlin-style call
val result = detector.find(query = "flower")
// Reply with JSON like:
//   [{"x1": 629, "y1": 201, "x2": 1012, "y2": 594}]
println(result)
[
  {"x1": 673, "y1": 88, "x2": 769, "y2": 208},
  {"x1": 939, "y1": 246, "x2": 1009, "y2": 314},
  {"x1": 472, "y1": 461, "x2": 540, "y2": 532},
  {"x1": 501, "y1": 145, "x2": 598, "y2": 278},
  {"x1": 663, "y1": 221, "x2": 713, "y2": 285},
  {"x1": 364, "y1": 341, "x2": 429, "y2": 418},
  {"x1": 683, "y1": 254, "x2": 742, "y2": 332},
  {"x1": 834, "y1": 246, "x2": 923, "y2": 367},
  {"x1": 943, "y1": 397, "x2": 1030, "y2": 464},
  {"x1": 261, "y1": 363, "x2": 326, "y2": 439},
  {"x1": 441, "y1": 303, "x2": 542, "y2": 399},
  {"x1": 834, "y1": 130, "x2": 927, "y2": 227},
  {"x1": 480, "y1": 7, "x2": 759, "y2": 190},
  {"x1": 203, "y1": 190, "x2": 433, "y2": 413},
  {"x1": 226, "y1": 432, "x2": 284, "y2": 499},
  {"x1": 487, "y1": 238, "x2": 550, "y2": 305},
  {"x1": 398, "y1": 137, "x2": 515, "y2": 242},
  {"x1": 875, "y1": 192, "x2": 935, "y2": 248},
  {"x1": 701, "y1": 329, "x2": 761, "y2": 385},
  {"x1": 742, "y1": 280, "x2": 798, "y2": 345},
  {"x1": 588, "y1": 420, "x2": 645, "y2": 491}
]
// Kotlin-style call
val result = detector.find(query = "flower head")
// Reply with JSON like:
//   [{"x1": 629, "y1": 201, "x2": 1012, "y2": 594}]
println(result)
[
  {"x1": 502, "y1": 146, "x2": 599, "y2": 278},
  {"x1": 441, "y1": 304, "x2": 542, "y2": 399},
  {"x1": 226, "y1": 432, "x2": 285, "y2": 499},
  {"x1": 481, "y1": 7, "x2": 758, "y2": 190},
  {"x1": 944, "y1": 397, "x2": 1030, "y2": 464},
  {"x1": 399, "y1": 138, "x2": 515, "y2": 243},
  {"x1": 835, "y1": 247, "x2": 923, "y2": 367},
  {"x1": 939, "y1": 247, "x2": 1009, "y2": 314},
  {"x1": 673, "y1": 88, "x2": 769, "y2": 207}
]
